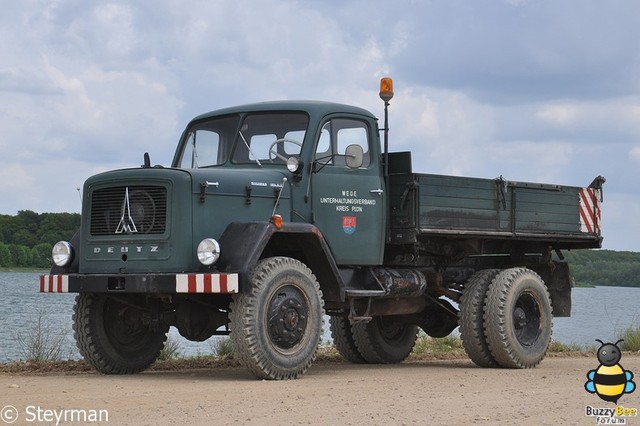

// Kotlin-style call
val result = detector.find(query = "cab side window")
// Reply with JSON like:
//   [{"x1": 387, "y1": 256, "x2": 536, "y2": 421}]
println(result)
[{"x1": 315, "y1": 118, "x2": 370, "y2": 167}]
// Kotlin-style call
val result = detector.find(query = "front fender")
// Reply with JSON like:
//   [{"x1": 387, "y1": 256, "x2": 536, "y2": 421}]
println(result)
[{"x1": 217, "y1": 221, "x2": 344, "y2": 301}]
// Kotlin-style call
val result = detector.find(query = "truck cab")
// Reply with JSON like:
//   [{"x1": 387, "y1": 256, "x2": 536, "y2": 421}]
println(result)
[{"x1": 172, "y1": 101, "x2": 387, "y2": 267}]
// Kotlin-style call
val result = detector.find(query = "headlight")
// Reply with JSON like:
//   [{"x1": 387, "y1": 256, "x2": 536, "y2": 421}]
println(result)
[
  {"x1": 52, "y1": 241, "x2": 74, "y2": 267},
  {"x1": 197, "y1": 238, "x2": 220, "y2": 266}
]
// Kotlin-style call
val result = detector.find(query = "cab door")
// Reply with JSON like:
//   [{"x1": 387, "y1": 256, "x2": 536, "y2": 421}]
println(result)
[{"x1": 311, "y1": 117, "x2": 385, "y2": 265}]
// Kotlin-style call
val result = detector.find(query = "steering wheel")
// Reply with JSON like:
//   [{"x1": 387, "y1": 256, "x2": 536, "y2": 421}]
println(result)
[{"x1": 268, "y1": 138, "x2": 302, "y2": 162}]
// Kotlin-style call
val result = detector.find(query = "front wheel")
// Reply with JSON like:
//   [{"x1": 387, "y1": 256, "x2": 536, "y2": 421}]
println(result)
[
  {"x1": 230, "y1": 257, "x2": 324, "y2": 380},
  {"x1": 484, "y1": 268, "x2": 553, "y2": 368},
  {"x1": 73, "y1": 293, "x2": 168, "y2": 374}
]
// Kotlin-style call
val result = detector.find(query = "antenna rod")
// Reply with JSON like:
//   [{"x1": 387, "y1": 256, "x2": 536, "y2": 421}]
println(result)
[
  {"x1": 383, "y1": 100, "x2": 389, "y2": 178},
  {"x1": 271, "y1": 177, "x2": 288, "y2": 217}
]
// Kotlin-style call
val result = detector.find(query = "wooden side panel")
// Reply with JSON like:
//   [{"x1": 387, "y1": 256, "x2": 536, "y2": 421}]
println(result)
[
  {"x1": 513, "y1": 186, "x2": 580, "y2": 233},
  {"x1": 417, "y1": 174, "x2": 510, "y2": 232},
  {"x1": 387, "y1": 170, "x2": 599, "y2": 250}
]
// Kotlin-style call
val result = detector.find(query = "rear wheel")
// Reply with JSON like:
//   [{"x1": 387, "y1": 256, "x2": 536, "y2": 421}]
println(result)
[
  {"x1": 352, "y1": 316, "x2": 418, "y2": 364},
  {"x1": 330, "y1": 316, "x2": 366, "y2": 363},
  {"x1": 230, "y1": 257, "x2": 324, "y2": 380},
  {"x1": 484, "y1": 268, "x2": 553, "y2": 368},
  {"x1": 73, "y1": 293, "x2": 168, "y2": 374},
  {"x1": 459, "y1": 269, "x2": 500, "y2": 368}
]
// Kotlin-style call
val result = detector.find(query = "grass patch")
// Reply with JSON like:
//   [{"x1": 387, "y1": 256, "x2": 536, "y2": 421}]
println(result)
[
  {"x1": 409, "y1": 334, "x2": 467, "y2": 360},
  {"x1": 0, "y1": 267, "x2": 48, "y2": 273},
  {"x1": 209, "y1": 337, "x2": 235, "y2": 359},
  {"x1": 12, "y1": 331, "x2": 640, "y2": 375},
  {"x1": 316, "y1": 343, "x2": 342, "y2": 362},
  {"x1": 413, "y1": 335, "x2": 463, "y2": 353},
  {"x1": 547, "y1": 340, "x2": 585, "y2": 353},
  {"x1": 157, "y1": 336, "x2": 181, "y2": 361},
  {"x1": 618, "y1": 325, "x2": 640, "y2": 352},
  {"x1": 411, "y1": 335, "x2": 588, "y2": 359}
]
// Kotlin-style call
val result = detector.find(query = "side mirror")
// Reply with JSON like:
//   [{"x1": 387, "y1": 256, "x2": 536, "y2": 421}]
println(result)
[{"x1": 345, "y1": 144, "x2": 364, "y2": 169}]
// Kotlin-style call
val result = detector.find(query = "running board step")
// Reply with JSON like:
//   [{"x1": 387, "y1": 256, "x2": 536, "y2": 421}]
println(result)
[{"x1": 345, "y1": 289, "x2": 386, "y2": 298}]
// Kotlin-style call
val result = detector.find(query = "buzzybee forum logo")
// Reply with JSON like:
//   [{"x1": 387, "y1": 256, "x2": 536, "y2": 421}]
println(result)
[
  {"x1": 585, "y1": 339, "x2": 636, "y2": 403},
  {"x1": 584, "y1": 339, "x2": 637, "y2": 424}
]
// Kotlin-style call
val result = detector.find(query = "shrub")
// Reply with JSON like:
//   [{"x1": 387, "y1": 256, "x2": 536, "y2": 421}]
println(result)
[
  {"x1": 13, "y1": 309, "x2": 67, "y2": 362},
  {"x1": 0, "y1": 243, "x2": 12, "y2": 267},
  {"x1": 8, "y1": 244, "x2": 32, "y2": 267},
  {"x1": 31, "y1": 243, "x2": 53, "y2": 269}
]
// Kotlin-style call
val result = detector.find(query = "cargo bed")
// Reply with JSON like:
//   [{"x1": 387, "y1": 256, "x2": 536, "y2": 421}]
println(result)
[{"x1": 388, "y1": 152, "x2": 603, "y2": 251}]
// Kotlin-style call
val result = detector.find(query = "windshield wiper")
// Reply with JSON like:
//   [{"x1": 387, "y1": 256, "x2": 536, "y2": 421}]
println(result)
[{"x1": 239, "y1": 130, "x2": 262, "y2": 167}]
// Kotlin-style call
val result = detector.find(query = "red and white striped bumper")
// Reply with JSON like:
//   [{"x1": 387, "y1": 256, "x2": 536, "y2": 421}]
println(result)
[
  {"x1": 176, "y1": 273, "x2": 239, "y2": 293},
  {"x1": 40, "y1": 275, "x2": 69, "y2": 293},
  {"x1": 39, "y1": 273, "x2": 240, "y2": 294}
]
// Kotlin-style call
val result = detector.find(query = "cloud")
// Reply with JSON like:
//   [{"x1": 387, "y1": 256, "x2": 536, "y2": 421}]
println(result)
[
  {"x1": 385, "y1": 1, "x2": 640, "y2": 104},
  {"x1": 536, "y1": 104, "x2": 580, "y2": 125},
  {"x1": 0, "y1": 0, "x2": 639, "y2": 251},
  {"x1": 0, "y1": 164, "x2": 34, "y2": 190}
]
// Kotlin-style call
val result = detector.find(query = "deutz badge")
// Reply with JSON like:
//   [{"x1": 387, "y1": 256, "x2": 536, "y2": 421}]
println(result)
[{"x1": 342, "y1": 216, "x2": 356, "y2": 235}]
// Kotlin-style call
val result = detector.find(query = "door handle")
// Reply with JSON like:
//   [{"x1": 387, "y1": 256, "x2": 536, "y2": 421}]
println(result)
[{"x1": 370, "y1": 189, "x2": 384, "y2": 196}]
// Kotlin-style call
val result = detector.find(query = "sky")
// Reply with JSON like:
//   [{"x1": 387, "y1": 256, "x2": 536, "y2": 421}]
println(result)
[{"x1": 1, "y1": 0, "x2": 639, "y2": 251}]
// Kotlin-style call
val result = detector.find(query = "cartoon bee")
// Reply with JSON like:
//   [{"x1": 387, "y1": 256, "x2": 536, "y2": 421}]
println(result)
[{"x1": 585, "y1": 339, "x2": 636, "y2": 403}]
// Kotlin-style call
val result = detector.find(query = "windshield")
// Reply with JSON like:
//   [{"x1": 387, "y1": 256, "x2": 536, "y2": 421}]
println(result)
[
  {"x1": 176, "y1": 112, "x2": 308, "y2": 168},
  {"x1": 176, "y1": 115, "x2": 239, "y2": 168},
  {"x1": 232, "y1": 112, "x2": 308, "y2": 165}
]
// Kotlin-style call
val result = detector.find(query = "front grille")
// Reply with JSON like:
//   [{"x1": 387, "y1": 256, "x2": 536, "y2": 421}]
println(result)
[{"x1": 90, "y1": 185, "x2": 167, "y2": 236}]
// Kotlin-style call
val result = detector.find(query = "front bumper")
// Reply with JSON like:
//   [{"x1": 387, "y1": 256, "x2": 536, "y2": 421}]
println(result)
[{"x1": 39, "y1": 273, "x2": 239, "y2": 294}]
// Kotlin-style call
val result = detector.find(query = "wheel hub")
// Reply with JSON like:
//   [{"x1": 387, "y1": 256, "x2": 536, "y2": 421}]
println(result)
[
  {"x1": 103, "y1": 298, "x2": 155, "y2": 351},
  {"x1": 513, "y1": 292, "x2": 542, "y2": 347},
  {"x1": 513, "y1": 307, "x2": 527, "y2": 329},
  {"x1": 284, "y1": 307, "x2": 300, "y2": 330},
  {"x1": 267, "y1": 287, "x2": 309, "y2": 350}
]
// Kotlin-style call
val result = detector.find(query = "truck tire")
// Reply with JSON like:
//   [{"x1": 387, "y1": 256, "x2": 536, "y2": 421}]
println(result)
[
  {"x1": 459, "y1": 269, "x2": 500, "y2": 368},
  {"x1": 484, "y1": 267, "x2": 553, "y2": 369},
  {"x1": 230, "y1": 257, "x2": 324, "y2": 380},
  {"x1": 329, "y1": 316, "x2": 366, "y2": 363},
  {"x1": 352, "y1": 316, "x2": 418, "y2": 364},
  {"x1": 73, "y1": 293, "x2": 168, "y2": 374}
]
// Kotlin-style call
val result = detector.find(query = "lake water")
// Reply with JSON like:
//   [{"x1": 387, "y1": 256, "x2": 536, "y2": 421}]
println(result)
[{"x1": 1, "y1": 272, "x2": 638, "y2": 362}]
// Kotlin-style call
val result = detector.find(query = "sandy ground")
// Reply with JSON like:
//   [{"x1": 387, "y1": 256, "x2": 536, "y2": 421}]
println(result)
[{"x1": 1, "y1": 355, "x2": 639, "y2": 426}]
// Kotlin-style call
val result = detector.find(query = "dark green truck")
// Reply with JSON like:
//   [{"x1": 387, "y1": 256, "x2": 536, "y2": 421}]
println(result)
[{"x1": 41, "y1": 79, "x2": 604, "y2": 379}]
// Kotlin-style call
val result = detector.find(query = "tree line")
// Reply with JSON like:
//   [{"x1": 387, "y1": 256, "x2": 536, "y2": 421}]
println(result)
[
  {"x1": 1, "y1": 210, "x2": 639, "y2": 284},
  {"x1": 0, "y1": 210, "x2": 80, "y2": 268},
  {"x1": 564, "y1": 249, "x2": 640, "y2": 287}
]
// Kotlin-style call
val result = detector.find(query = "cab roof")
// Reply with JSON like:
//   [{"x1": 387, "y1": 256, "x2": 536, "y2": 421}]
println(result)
[{"x1": 190, "y1": 100, "x2": 377, "y2": 123}]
